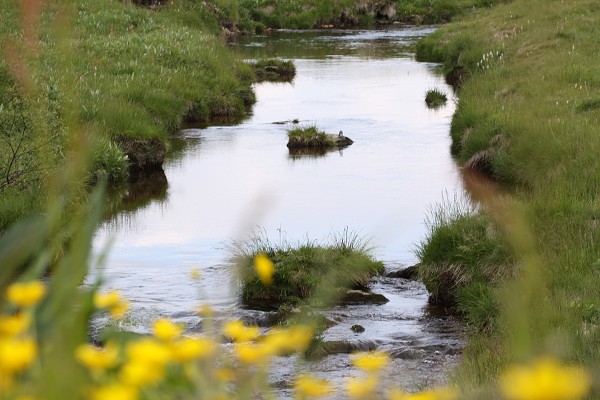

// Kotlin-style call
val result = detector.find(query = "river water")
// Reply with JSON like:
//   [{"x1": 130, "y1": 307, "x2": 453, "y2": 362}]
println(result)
[{"x1": 92, "y1": 27, "x2": 467, "y2": 395}]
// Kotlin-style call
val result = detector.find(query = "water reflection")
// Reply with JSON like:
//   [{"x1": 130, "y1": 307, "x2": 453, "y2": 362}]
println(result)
[{"x1": 93, "y1": 27, "x2": 467, "y2": 394}]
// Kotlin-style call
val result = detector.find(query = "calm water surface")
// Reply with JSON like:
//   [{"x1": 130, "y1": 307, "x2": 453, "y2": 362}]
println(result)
[{"x1": 92, "y1": 27, "x2": 467, "y2": 393}]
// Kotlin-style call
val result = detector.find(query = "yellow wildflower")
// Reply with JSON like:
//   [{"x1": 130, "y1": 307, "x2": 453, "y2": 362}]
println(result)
[
  {"x1": 223, "y1": 320, "x2": 260, "y2": 343},
  {"x1": 0, "y1": 337, "x2": 37, "y2": 373},
  {"x1": 235, "y1": 343, "x2": 268, "y2": 365},
  {"x1": 346, "y1": 375, "x2": 378, "y2": 398},
  {"x1": 500, "y1": 358, "x2": 590, "y2": 400},
  {"x1": 254, "y1": 253, "x2": 275, "y2": 285},
  {"x1": 75, "y1": 343, "x2": 119, "y2": 371},
  {"x1": 170, "y1": 337, "x2": 216, "y2": 362},
  {"x1": 295, "y1": 374, "x2": 333, "y2": 398},
  {"x1": 120, "y1": 361, "x2": 164, "y2": 387},
  {"x1": 6, "y1": 281, "x2": 46, "y2": 308},
  {"x1": 0, "y1": 313, "x2": 31, "y2": 337},
  {"x1": 109, "y1": 300, "x2": 129, "y2": 319},
  {"x1": 94, "y1": 290, "x2": 129, "y2": 319},
  {"x1": 93, "y1": 383, "x2": 138, "y2": 400},
  {"x1": 153, "y1": 318, "x2": 183, "y2": 342},
  {"x1": 125, "y1": 338, "x2": 171, "y2": 366},
  {"x1": 351, "y1": 351, "x2": 389, "y2": 372}
]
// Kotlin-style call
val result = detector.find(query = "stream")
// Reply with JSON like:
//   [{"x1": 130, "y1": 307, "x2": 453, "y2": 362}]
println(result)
[{"x1": 92, "y1": 27, "x2": 468, "y2": 396}]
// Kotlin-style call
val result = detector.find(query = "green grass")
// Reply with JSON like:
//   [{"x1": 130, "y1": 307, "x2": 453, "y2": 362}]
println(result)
[
  {"x1": 415, "y1": 0, "x2": 600, "y2": 392},
  {"x1": 425, "y1": 87, "x2": 448, "y2": 108},
  {"x1": 0, "y1": 0, "x2": 256, "y2": 229},
  {"x1": 416, "y1": 198, "x2": 514, "y2": 329},
  {"x1": 231, "y1": 230, "x2": 385, "y2": 309},
  {"x1": 286, "y1": 125, "x2": 336, "y2": 149},
  {"x1": 233, "y1": 0, "x2": 511, "y2": 29}
]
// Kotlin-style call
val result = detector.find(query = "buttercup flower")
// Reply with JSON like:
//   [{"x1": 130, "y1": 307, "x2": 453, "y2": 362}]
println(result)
[
  {"x1": 235, "y1": 343, "x2": 268, "y2": 365},
  {"x1": 295, "y1": 374, "x2": 333, "y2": 398},
  {"x1": 0, "y1": 337, "x2": 37, "y2": 373},
  {"x1": 93, "y1": 383, "x2": 138, "y2": 400},
  {"x1": 0, "y1": 313, "x2": 31, "y2": 337},
  {"x1": 223, "y1": 320, "x2": 260, "y2": 343},
  {"x1": 500, "y1": 357, "x2": 590, "y2": 400},
  {"x1": 170, "y1": 337, "x2": 216, "y2": 362},
  {"x1": 153, "y1": 318, "x2": 183, "y2": 342},
  {"x1": 346, "y1": 375, "x2": 378, "y2": 398},
  {"x1": 125, "y1": 338, "x2": 171, "y2": 366},
  {"x1": 6, "y1": 281, "x2": 46, "y2": 308},
  {"x1": 75, "y1": 343, "x2": 119, "y2": 371},
  {"x1": 351, "y1": 351, "x2": 389, "y2": 372},
  {"x1": 120, "y1": 361, "x2": 164, "y2": 387},
  {"x1": 94, "y1": 291, "x2": 129, "y2": 319},
  {"x1": 254, "y1": 253, "x2": 275, "y2": 285}
]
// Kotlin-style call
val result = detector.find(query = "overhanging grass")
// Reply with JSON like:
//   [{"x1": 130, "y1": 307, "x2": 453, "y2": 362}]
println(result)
[
  {"x1": 415, "y1": 0, "x2": 600, "y2": 392},
  {"x1": 232, "y1": 231, "x2": 385, "y2": 309}
]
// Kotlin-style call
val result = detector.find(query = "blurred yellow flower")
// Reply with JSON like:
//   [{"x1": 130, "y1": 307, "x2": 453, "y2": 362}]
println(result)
[
  {"x1": 170, "y1": 337, "x2": 216, "y2": 362},
  {"x1": 75, "y1": 343, "x2": 119, "y2": 371},
  {"x1": 125, "y1": 338, "x2": 171, "y2": 366},
  {"x1": 500, "y1": 358, "x2": 590, "y2": 400},
  {"x1": 223, "y1": 320, "x2": 260, "y2": 343},
  {"x1": 295, "y1": 374, "x2": 333, "y2": 398},
  {"x1": 261, "y1": 325, "x2": 313, "y2": 355},
  {"x1": 6, "y1": 281, "x2": 46, "y2": 308},
  {"x1": 120, "y1": 361, "x2": 164, "y2": 387},
  {"x1": 215, "y1": 367, "x2": 236, "y2": 382},
  {"x1": 235, "y1": 343, "x2": 268, "y2": 365},
  {"x1": 94, "y1": 290, "x2": 129, "y2": 319},
  {"x1": 346, "y1": 375, "x2": 378, "y2": 398},
  {"x1": 254, "y1": 253, "x2": 275, "y2": 285},
  {"x1": 0, "y1": 337, "x2": 37, "y2": 373},
  {"x1": 197, "y1": 304, "x2": 214, "y2": 317},
  {"x1": 0, "y1": 313, "x2": 31, "y2": 337},
  {"x1": 351, "y1": 351, "x2": 389, "y2": 372},
  {"x1": 153, "y1": 318, "x2": 183, "y2": 342},
  {"x1": 93, "y1": 383, "x2": 138, "y2": 400},
  {"x1": 190, "y1": 268, "x2": 202, "y2": 280}
]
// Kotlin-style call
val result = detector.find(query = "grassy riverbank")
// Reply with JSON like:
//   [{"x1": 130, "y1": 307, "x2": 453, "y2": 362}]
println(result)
[
  {"x1": 0, "y1": 0, "x2": 255, "y2": 230},
  {"x1": 416, "y1": 0, "x2": 600, "y2": 393},
  {"x1": 225, "y1": 0, "x2": 510, "y2": 31}
]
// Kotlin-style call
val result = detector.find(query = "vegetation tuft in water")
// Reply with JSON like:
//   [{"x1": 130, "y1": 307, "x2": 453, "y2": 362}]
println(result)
[
  {"x1": 425, "y1": 88, "x2": 448, "y2": 108},
  {"x1": 251, "y1": 59, "x2": 296, "y2": 82},
  {"x1": 231, "y1": 230, "x2": 385, "y2": 309},
  {"x1": 286, "y1": 125, "x2": 336, "y2": 149}
]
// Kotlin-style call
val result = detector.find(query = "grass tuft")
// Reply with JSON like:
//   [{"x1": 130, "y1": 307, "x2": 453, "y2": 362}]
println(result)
[
  {"x1": 231, "y1": 229, "x2": 384, "y2": 309},
  {"x1": 425, "y1": 88, "x2": 448, "y2": 108}
]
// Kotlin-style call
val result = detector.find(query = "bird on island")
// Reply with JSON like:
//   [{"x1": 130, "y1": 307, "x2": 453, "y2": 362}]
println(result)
[{"x1": 339, "y1": 130, "x2": 343, "y2": 137}]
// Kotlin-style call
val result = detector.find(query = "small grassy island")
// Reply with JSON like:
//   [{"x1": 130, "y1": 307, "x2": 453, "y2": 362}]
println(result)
[
  {"x1": 233, "y1": 233, "x2": 385, "y2": 309},
  {"x1": 252, "y1": 59, "x2": 296, "y2": 83},
  {"x1": 425, "y1": 88, "x2": 448, "y2": 108},
  {"x1": 286, "y1": 125, "x2": 353, "y2": 150}
]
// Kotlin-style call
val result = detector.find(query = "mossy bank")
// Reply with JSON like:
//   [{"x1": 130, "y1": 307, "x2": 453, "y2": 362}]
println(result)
[{"x1": 415, "y1": 0, "x2": 600, "y2": 393}]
